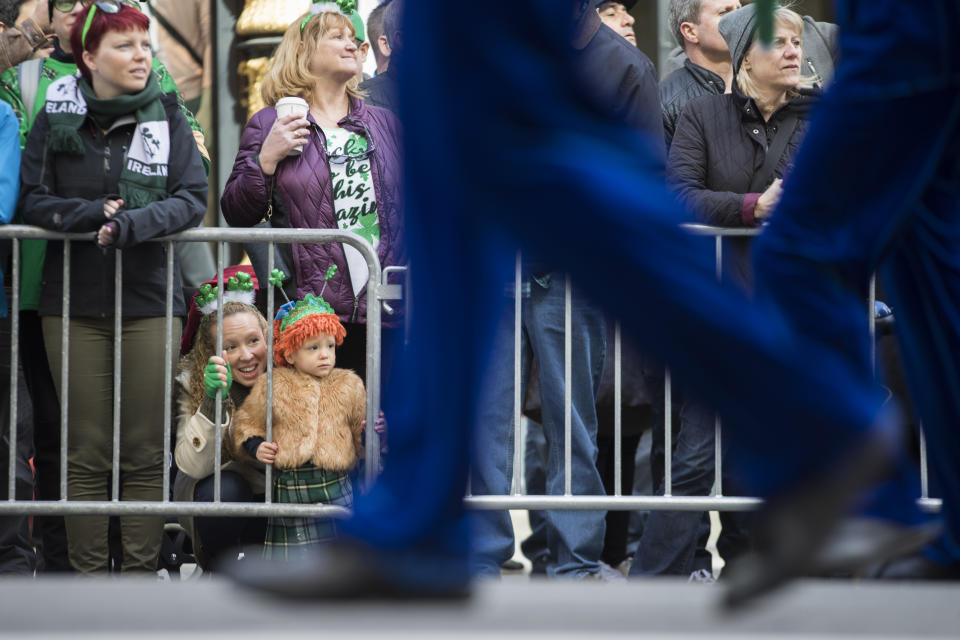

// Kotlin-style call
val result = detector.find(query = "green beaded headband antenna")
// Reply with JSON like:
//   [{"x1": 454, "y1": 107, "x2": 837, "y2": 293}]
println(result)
[
  {"x1": 269, "y1": 265, "x2": 337, "y2": 300},
  {"x1": 270, "y1": 265, "x2": 338, "y2": 323},
  {"x1": 194, "y1": 271, "x2": 256, "y2": 316},
  {"x1": 270, "y1": 266, "x2": 340, "y2": 335}
]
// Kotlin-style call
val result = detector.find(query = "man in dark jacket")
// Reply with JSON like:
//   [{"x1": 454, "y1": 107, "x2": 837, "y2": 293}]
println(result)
[
  {"x1": 359, "y1": 0, "x2": 399, "y2": 113},
  {"x1": 596, "y1": 1, "x2": 637, "y2": 46},
  {"x1": 576, "y1": 0, "x2": 663, "y2": 148},
  {"x1": 659, "y1": 0, "x2": 836, "y2": 149},
  {"x1": 367, "y1": 0, "x2": 390, "y2": 75}
]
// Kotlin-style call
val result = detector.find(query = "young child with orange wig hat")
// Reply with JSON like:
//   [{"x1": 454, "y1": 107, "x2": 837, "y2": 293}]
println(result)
[{"x1": 232, "y1": 289, "x2": 366, "y2": 560}]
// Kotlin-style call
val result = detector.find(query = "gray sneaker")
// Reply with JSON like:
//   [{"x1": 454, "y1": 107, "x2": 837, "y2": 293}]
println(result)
[
  {"x1": 594, "y1": 561, "x2": 628, "y2": 582},
  {"x1": 688, "y1": 568, "x2": 716, "y2": 584}
]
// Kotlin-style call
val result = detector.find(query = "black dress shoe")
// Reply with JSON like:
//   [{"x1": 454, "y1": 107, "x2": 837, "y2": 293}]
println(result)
[
  {"x1": 812, "y1": 517, "x2": 940, "y2": 575},
  {"x1": 219, "y1": 541, "x2": 471, "y2": 600},
  {"x1": 500, "y1": 559, "x2": 524, "y2": 572},
  {"x1": 722, "y1": 424, "x2": 914, "y2": 610},
  {"x1": 860, "y1": 553, "x2": 960, "y2": 580}
]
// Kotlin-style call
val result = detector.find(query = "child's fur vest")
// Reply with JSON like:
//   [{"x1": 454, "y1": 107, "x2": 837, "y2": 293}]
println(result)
[{"x1": 232, "y1": 367, "x2": 366, "y2": 471}]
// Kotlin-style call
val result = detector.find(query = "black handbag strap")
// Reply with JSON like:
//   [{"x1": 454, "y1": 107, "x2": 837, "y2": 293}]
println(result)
[{"x1": 748, "y1": 114, "x2": 798, "y2": 193}]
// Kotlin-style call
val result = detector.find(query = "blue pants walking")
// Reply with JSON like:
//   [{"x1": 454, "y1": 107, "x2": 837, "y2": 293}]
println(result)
[
  {"x1": 340, "y1": 0, "x2": 946, "y2": 572},
  {"x1": 753, "y1": 0, "x2": 960, "y2": 563}
]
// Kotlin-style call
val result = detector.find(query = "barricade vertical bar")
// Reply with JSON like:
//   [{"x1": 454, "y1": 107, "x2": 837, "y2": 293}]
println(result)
[
  {"x1": 868, "y1": 275, "x2": 877, "y2": 373},
  {"x1": 364, "y1": 238, "x2": 382, "y2": 488},
  {"x1": 714, "y1": 236, "x2": 723, "y2": 496},
  {"x1": 714, "y1": 416, "x2": 723, "y2": 496},
  {"x1": 664, "y1": 369, "x2": 672, "y2": 496},
  {"x1": 213, "y1": 242, "x2": 224, "y2": 502},
  {"x1": 265, "y1": 242, "x2": 274, "y2": 502},
  {"x1": 162, "y1": 241, "x2": 174, "y2": 502},
  {"x1": 7, "y1": 240, "x2": 19, "y2": 501},
  {"x1": 614, "y1": 320, "x2": 622, "y2": 496},
  {"x1": 564, "y1": 273, "x2": 572, "y2": 496},
  {"x1": 111, "y1": 251, "x2": 123, "y2": 501},
  {"x1": 60, "y1": 240, "x2": 71, "y2": 500},
  {"x1": 512, "y1": 252, "x2": 522, "y2": 495},
  {"x1": 715, "y1": 236, "x2": 723, "y2": 280},
  {"x1": 920, "y1": 426, "x2": 929, "y2": 500}
]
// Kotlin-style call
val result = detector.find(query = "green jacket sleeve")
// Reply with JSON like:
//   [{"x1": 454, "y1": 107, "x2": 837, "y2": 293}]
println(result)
[
  {"x1": 151, "y1": 59, "x2": 211, "y2": 175},
  {"x1": 0, "y1": 68, "x2": 29, "y2": 150}
]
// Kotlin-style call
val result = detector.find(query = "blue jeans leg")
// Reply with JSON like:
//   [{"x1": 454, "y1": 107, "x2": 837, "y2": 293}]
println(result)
[
  {"x1": 525, "y1": 275, "x2": 607, "y2": 577},
  {"x1": 632, "y1": 400, "x2": 715, "y2": 576},
  {"x1": 520, "y1": 420, "x2": 551, "y2": 566},
  {"x1": 470, "y1": 295, "x2": 532, "y2": 576}
]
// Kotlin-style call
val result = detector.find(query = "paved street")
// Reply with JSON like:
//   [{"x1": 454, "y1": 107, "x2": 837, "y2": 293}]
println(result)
[{"x1": 1, "y1": 576, "x2": 957, "y2": 638}]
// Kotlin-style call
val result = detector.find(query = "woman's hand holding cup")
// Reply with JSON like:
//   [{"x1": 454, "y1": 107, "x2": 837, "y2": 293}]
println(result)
[{"x1": 259, "y1": 97, "x2": 311, "y2": 175}]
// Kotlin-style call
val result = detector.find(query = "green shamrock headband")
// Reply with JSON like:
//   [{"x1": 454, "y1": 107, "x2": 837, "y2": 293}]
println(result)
[
  {"x1": 195, "y1": 271, "x2": 256, "y2": 316},
  {"x1": 300, "y1": 0, "x2": 365, "y2": 42},
  {"x1": 275, "y1": 293, "x2": 338, "y2": 333}
]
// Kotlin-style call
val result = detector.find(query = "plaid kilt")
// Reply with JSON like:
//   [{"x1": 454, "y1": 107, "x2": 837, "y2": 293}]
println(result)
[{"x1": 263, "y1": 463, "x2": 353, "y2": 561}]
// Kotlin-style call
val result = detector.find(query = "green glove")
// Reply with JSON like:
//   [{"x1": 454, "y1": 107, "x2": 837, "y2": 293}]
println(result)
[{"x1": 203, "y1": 359, "x2": 232, "y2": 398}]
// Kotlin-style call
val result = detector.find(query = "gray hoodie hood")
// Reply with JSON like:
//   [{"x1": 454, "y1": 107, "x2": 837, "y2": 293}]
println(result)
[{"x1": 718, "y1": 3, "x2": 764, "y2": 74}]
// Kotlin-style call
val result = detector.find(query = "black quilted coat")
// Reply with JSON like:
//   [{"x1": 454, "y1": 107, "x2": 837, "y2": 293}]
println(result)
[{"x1": 667, "y1": 88, "x2": 816, "y2": 228}]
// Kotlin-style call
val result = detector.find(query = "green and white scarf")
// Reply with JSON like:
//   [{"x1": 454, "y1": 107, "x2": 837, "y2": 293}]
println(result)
[{"x1": 44, "y1": 73, "x2": 170, "y2": 208}]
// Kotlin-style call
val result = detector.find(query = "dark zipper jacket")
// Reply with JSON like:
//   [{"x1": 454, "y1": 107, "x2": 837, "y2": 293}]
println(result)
[{"x1": 19, "y1": 92, "x2": 207, "y2": 318}]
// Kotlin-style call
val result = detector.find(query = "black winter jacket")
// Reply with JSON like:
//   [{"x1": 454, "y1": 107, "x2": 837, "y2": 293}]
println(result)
[
  {"x1": 573, "y1": 15, "x2": 665, "y2": 159},
  {"x1": 667, "y1": 88, "x2": 814, "y2": 228},
  {"x1": 359, "y1": 68, "x2": 398, "y2": 115},
  {"x1": 660, "y1": 60, "x2": 725, "y2": 150},
  {"x1": 20, "y1": 93, "x2": 207, "y2": 318}
]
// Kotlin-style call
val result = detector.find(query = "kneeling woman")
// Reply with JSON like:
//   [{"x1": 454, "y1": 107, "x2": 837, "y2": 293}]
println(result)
[
  {"x1": 174, "y1": 268, "x2": 269, "y2": 568},
  {"x1": 19, "y1": 1, "x2": 206, "y2": 573}
]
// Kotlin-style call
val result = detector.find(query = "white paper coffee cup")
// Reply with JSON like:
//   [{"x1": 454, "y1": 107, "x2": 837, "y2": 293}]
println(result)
[{"x1": 275, "y1": 96, "x2": 309, "y2": 156}]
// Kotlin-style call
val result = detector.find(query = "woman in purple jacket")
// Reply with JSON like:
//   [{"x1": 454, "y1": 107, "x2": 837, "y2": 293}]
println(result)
[{"x1": 221, "y1": 5, "x2": 404, "y2": 383}]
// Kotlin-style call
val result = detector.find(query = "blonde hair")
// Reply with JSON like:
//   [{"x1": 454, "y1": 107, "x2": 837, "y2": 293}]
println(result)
[
  {"x1": 261, "y1": 10, "x2": 365, "y2": 107},
  {"x1": 177, "y1": 302, "x2": 269, "y2": 414},
  {"x1": 736, "y1": 7, "x2": 818, "y2": 102}
]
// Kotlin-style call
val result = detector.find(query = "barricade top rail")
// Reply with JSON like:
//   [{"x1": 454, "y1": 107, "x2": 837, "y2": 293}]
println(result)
[
  {"x1": 0, "y1": 225, "x2": 382, "y2": 250},
  {"x1": 681, "y1": 224, "x2": 763, "y2": 237},
  {"x1": 0, "y1": 223, "x2": 762, "y2": 241}
]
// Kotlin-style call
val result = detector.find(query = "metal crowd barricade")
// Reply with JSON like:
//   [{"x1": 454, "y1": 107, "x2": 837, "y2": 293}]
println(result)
[
  {"x1": 464, "y1": 224, "x2": 941, "y2": 515},
  {"x1": 0, "y1": 224, "x2": 941, "y2": 519},
  {"x1": 0, "y1": 225, "x2": 393, "y2": 518}
]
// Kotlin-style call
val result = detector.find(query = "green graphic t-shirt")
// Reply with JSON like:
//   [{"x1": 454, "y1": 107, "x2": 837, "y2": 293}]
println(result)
[{"x1": 322, "y1": 126, "x2": 379, "y2": 297}]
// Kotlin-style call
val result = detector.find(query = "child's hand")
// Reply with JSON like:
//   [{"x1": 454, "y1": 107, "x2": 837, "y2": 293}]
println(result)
[
  {"x1": 361, "y1": 410, "x2": 387, "y2": 435},
  {"x1": 257, "y1": 441, "x2": 279, "y2": 464}
]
